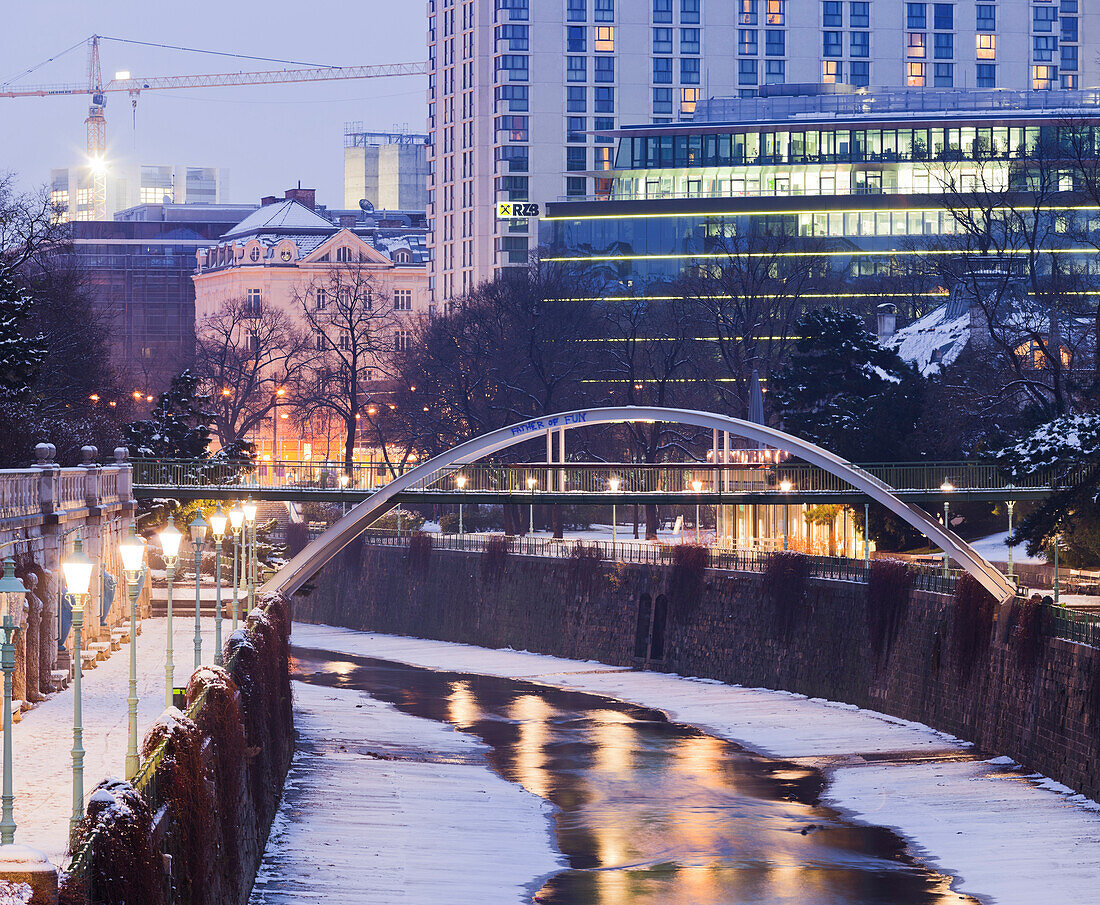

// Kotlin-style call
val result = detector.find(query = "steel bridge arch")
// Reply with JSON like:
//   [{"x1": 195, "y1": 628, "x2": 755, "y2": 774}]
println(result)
[{"x1": 262, "y1": 406, "x2": 1017, "y2": 603}]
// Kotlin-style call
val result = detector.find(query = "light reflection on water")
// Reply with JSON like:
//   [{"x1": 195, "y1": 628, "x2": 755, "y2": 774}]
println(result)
[{"x1": 292, "y1": 647, "x2": 976, "y2": 905}]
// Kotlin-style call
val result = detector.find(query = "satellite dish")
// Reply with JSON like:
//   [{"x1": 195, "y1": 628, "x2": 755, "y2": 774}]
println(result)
[{"x1": 359, "y1": 199, "x2": 375, "y2": 213}]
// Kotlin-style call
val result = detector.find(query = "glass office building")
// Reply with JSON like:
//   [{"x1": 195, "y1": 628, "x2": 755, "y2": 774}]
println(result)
[{"x1": 543, "y1": 88, "x2": 1100, "y2": 290}]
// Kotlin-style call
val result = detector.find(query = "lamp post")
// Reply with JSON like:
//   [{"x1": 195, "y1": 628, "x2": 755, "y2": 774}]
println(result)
[
  {"x1": 608, "y1": 477, "x2": 621, "y2": 557},
  {"x1": 527, "y1": 476, "x2": 536, "y2": 536},
  {"x1": 456, "y1": 474, "x2": 466, "y2": 535},
  {"x1": 940, "y1": 481, "x2": 954, "y2": 578},
  {"x1": 338, "y1": 472, "x2": 350, "y2": 516},
  {"x1": 1053, "y1": 534, "x2": 1061, "y2": 606},
  {"x1": 242, "y1": 498, "x2": 258, "y2": 613},
  {"x1": 692, "y1": 480, "x2": 703, "y2": 543},
  {"x1": 0, "y1": 558, "x2": 27, "y2": 843},
  {"x1": 209, "y1": 506, "x2": 228, "y2": 667},
  {"x1": 157, "y1": 517, "x2": 182, "y2": 708},
  {"x1": 272, "y1": 387, "x2": 286, "y2": 461},
  {"x1": 779, "y1": 479, "x2": 793, "y2": 550},
  {"x1": 189, "y1": 511, "x2": 208, "y2": 669},
  {"x1": 62, "y1": 539, "x2": 94, "y2": 839},
  {"x1": 118, "y1": 526, "x2": 146, "y2": 781},
  {"x1": 1006, "y1": 500, "x2": 1016, "y2": 582},
  {"x1": 229, "y1": 503, "x2": 244, "y2": 631}
]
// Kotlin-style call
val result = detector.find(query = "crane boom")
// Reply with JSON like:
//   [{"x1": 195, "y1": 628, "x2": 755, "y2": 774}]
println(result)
[{"x1": 0, "y1": 61, "x2": 426, "y2": 98}]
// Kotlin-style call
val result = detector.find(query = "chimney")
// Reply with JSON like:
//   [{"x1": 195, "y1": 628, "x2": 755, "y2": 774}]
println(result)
[
  {"x1": 284, "y1": 187, "x2": 316, "y2": 210},
  {"x1": 260, "y1": 195, "x2": 278, "y2": 207},
  {"x1": 339, "y1": 214, "x2": 357, "y2": 228},
  {"x1": 876, "y1": 304, "x2": 897, "y2": 344}
]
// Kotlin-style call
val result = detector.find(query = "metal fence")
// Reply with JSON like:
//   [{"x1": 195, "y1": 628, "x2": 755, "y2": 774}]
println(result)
[
  {"x1": 1046, "y1": 605, "x2": 1100, "y2": 648},
  {"x1": 132, "y1": 457, "x2": 1075, "y2": 498},
  {"x1": 359, "y1": 529, "x2": 963, "y2": 593}
]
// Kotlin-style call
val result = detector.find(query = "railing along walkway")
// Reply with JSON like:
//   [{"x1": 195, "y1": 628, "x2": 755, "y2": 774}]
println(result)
[{"x1": 132, "y1": 458, "x2": 1076, "y2": 502}]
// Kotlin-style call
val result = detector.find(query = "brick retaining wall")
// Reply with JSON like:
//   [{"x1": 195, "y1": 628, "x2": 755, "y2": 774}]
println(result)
[{"x1": 295, "y1": 540, "x2": 1100, "y2": 800}]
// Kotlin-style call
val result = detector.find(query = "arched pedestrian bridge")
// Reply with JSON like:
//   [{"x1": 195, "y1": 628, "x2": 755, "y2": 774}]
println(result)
[{"x1": 248, "y1": 406, "x2": 1024, "y2": 604}]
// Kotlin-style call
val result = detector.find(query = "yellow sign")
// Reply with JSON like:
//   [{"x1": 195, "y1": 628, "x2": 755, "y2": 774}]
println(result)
[{"x1": 497, "y1": 202, "x2": 540, "y2": 219}]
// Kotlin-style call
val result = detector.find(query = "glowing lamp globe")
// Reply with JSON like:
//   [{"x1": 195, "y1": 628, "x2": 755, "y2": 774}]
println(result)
[
  {"x1": 62, "y1": 537, "x2": 95, "y2": 598},
  {"x1": 159, "y1": 516, "x2": 183, "y2": 562},
  {"x1": 229, "y1": 504, "x2": 245, "y2": 532},
  {"x1": 119, "y1": 526, "x2": 146, "y2": 575},
  {"x1": 209, "y1": 506, "x2": 228, "y2": 541}
]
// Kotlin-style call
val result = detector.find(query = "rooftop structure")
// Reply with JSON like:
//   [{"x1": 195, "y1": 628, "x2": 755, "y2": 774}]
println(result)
[{"x1": 343, "y1": 125, "x2": 429, "y2": 212}]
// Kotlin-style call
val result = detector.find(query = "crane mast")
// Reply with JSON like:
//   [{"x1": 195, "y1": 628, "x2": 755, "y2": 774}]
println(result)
[{"x1": 85, "y1": 36, "x2": 107, "y2": 218}]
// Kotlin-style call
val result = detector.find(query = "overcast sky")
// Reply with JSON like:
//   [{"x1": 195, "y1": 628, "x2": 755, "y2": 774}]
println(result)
[{"x1": 0, "y1": 1, "x2": 427, "y2": 207}]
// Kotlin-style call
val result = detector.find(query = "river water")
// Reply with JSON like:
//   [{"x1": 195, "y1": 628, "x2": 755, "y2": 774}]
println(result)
[{"x1": 292, "y1": 647, "x2": 975, "y2": 905}]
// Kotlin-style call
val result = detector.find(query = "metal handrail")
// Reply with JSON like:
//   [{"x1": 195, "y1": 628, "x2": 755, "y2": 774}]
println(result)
[
  {"x1": 132, "y1": 458, "x2": 1076, "y2": 496},
  {"x1": 358, "y1": 529, "x2": 964, "y2": 593}
]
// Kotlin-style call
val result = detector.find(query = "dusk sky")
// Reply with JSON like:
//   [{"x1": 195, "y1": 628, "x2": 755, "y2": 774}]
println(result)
[{"x1": 0, "y1": 1, "x2": 427, "y2": 207}]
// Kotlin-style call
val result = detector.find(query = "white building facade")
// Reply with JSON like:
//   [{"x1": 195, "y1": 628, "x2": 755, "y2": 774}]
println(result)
[{"x1": 428, "y1": 0, "x2": 1098, "y2": 302}]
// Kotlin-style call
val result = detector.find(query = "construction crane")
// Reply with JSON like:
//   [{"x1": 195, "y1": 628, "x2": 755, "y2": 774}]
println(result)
[{"x1": 0, "y1": 35, "x2": 427, "y2": 218}]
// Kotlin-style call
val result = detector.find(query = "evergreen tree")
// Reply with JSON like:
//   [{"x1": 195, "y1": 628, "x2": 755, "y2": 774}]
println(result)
[
  {"x1": 772, "y1": 308, "x2": 924, "y2": 462},
  {"x1": 0, "y1": 265, "x2": 45, "y2": 399},
  {"x1": 998, "y1": 412, "x2": 1100, "y2": 564},
  {"x1": 124, "y1": 371, "x2": 214, "y2": 458}
]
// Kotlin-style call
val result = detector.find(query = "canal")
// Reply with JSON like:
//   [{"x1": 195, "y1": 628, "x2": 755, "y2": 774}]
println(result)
[{"x1": 284, "y1": 646, "x2": 974, "y2": 905}]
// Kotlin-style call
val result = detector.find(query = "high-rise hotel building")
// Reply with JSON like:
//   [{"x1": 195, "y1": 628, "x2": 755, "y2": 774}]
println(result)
[{"x1": 427, "y1": 0, "x2": 1097, "y2": 303}]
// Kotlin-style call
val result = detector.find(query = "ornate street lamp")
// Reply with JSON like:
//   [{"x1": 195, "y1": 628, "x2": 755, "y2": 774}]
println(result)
[
  {"x1": 608, "y1": 477, "x2": 621, "y2": 556},
  {"x1": 62, "y1": 538, "x2": 94, "y2": 839},
  {"x1": 242, "y1": 498, "x2": 258, "y2": 613},
  {"x1": 779, "y1": 479, "x2": 794, "y2": 550},
  {"x1": 158, "y1": 517, "x2": 182, "y2": 708},
  {"x1": 941, "y1": 480, "x2": 955, "y2": 578},
  {"x1": 209, "y1": 506, "x2": 228, "y2": 666},
  {"x1": 118, "y1": 526, "x2": 146, "y2": 780},
  {"x1": 455, "y1": 474, "x2": 467, "y2": 536},
  {"x1": 0, "y1": 557, "x2": 28, "y2": 844},
  {"x1": 527, "y1": 476, "x2": 536, "y2": 537},
  {"x1": 189, "y1": 511, "x2": 208, "y2": 669},
  {"x1": 692, "y1": 480, "x2": 703, "y2": 543},
  {"x1": 228, "y1": 503, "x2": 244, "y2": 631}
]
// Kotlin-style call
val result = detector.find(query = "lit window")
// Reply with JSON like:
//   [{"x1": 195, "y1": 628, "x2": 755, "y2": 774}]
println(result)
[
  {"x1": 907, "y1": 61, "x2": 926, "y2": 86},
  {"x1": 739, "y1": 0, "x2": 758, "y2": 25},
  {"x1": 595, "y1": 26, "x2": 614, "y2": 51},
  {"x1": 1032, "y1": 64, "x2": 1056, "y2": 89},
  {"x1": 976, "y1": 34, "x2": 996, "y2": 59},
  {"x1": 907, "y1": 33, "x2": 926, "y2": 58},
  {"x1": 681, "y1": 87, "x2": 699, "y2": 114},
  {"x1": 822, "y1": 60, "x2": 842, "y2": 84},
  {"x1": 766, "y1": 0, "x2": 784, "y2": 25}
]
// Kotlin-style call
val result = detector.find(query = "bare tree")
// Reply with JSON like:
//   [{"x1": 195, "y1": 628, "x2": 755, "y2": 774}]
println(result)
[
  {"x1": 0, "y1": 175, "x2": 69, "y2": 270},
  {"x1": 194, "y1": 296, "x2": 312, "y2": 448},
  {"x1": 931, "y1": 133, "x2": 1096, "y2": 418},
  {"x1": 679, "y1": 228, "x2": 829, "y2": 417},
  {"x1": 295, "y1": 263, "x2": 405, "y2": 473}
]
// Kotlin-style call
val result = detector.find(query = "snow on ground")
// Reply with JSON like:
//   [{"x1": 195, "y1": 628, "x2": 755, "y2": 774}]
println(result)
[
  {"x1": 290, "y1": 622, "x2": 1100, "y2": 905},
  {"x1": 968, "y1": 530, "x2": 1047, "y2": 566},
  {"x1": 249, "y1": 679, "x2": 561, "y2": 905},
  {"x1": 12, "y1": 616, "x2": 232, "y2": 865}
]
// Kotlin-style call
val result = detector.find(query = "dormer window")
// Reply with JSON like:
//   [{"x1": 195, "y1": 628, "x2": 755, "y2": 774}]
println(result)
[
  {"x1": 336, "y1": 246, "x2": 353, "y2": 263},
  {"x1": 249, "y1": 247, "x2": 262, "y2": 263}
]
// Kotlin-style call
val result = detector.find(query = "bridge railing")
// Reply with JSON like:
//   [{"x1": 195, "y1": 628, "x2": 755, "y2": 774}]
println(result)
[
  {"x1": 358, "y1": 529, "x2": 963, "y2": 594},
  {"x1": 131, "y1": 457, "x2": 1073, "y2": 496}
]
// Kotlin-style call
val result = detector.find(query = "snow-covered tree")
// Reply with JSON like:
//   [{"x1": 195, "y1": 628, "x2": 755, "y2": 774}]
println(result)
[
  {"x1": 999, "y1": 412, "x2": 1100, "y2": 563},
  {"x1": 772, "y1": 308, "x2": 924, "y2": 462},
  {"x1": 124, "y1": 371, "x2": 214, "y2": 459},
  {"x1": 0, "y1": 264, "x2": 44, "y2": 399}
]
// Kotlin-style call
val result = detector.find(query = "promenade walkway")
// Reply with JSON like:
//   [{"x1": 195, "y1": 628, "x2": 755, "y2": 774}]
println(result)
[{"x1": 11, "y1": 616, "x2": 231, "y2": 864}]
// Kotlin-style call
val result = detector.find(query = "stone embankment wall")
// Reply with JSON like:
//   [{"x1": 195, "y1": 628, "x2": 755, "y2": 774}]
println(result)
[{"x1": 296, "y1": 540, "x2": 1100, "y2": 802}]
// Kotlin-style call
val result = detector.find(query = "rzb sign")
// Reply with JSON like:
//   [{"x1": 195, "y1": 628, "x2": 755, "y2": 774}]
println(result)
[{"x1": 497, "y1": 202, "x2": 540, "y2": 219}]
